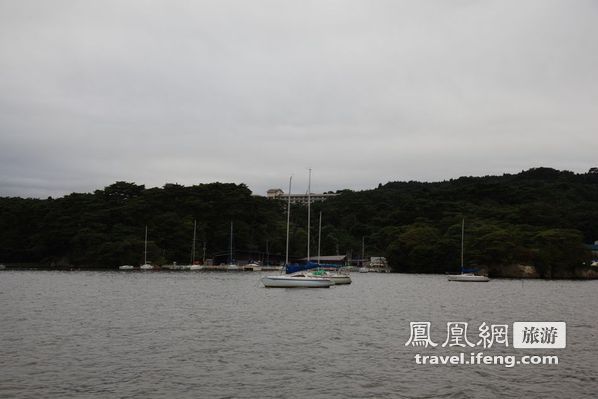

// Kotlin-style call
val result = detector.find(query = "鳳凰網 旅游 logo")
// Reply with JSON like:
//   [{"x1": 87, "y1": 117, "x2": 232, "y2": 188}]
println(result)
[{"x1": 405, "y1": 321, "x2": 566, "y2": 367}]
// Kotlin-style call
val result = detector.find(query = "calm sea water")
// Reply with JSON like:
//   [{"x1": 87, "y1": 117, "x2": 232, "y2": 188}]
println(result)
[{"x1": 0, "y1": 271, "x2": 596, "y2": 398}]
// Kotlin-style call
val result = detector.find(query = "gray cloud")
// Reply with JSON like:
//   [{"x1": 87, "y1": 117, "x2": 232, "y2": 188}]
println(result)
[{"x1": 1, "y1": 0, "x2": 597, "y2": 197}]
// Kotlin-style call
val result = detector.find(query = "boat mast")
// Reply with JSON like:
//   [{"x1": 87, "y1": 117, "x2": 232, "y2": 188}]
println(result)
[
  {"x1": 285, "y1": 176, "x2": 292, "y2": 267},
  {"x1": 307, "y1": 168, "x2": 311, "y2": 263},
  {"x1": 191, "y1": 219, "x2": 197, "y2": 264},
  {"x1": 461, "y1": 218, "x2": 465, "y2": 273},
  {"x1": 229, "y1": 221, "x2": 233, "y2": 264},
  {"x1": 361, "y1": 236, "x2": 365, "y2": 267},
  {"x1": 144, "y1": 225, "x2": 148, "y2": 265},
  {"x1": 317, "y1": 211, "x2": 322, "y2": 265},
  {"x1": 266, "y1": 239, "x2": 269, "y2": 266}
]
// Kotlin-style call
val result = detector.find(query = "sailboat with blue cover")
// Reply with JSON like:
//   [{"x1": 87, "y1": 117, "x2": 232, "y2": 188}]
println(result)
[
  {"x1": 261, "y1": 174, "x2": 333, "y2": 288},
  {"x1": 447, "y1": 219, "x2": 489, "y2": 282}
]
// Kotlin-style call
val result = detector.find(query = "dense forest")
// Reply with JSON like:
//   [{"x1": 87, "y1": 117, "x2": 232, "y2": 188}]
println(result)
[{"x1": 1, "y1": 167, "x2": 597, "y2": 278}]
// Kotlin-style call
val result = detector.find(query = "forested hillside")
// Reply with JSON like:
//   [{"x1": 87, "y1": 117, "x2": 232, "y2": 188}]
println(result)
[{"x1": 1, "y1": 167, "x2": 597, "y2": 277}]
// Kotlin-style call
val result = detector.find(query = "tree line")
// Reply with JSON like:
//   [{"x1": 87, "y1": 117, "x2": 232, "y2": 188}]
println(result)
[{"x1": 1, "y1": 167, "x2": 597, "y2": 277}]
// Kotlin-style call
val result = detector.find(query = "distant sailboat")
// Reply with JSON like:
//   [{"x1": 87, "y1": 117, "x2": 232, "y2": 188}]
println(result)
[
  {"x1": 226, "y1": 221, "x2": 239, "y2": 271},
  {"x1": 447, "y1": 219, "x2": 489, "y2": 282},
  {"x1": 139, "y1": 225, "x2": 153, "y2": 270},
  {"x1": 189, "y1": 220, "x2": 203, "y2": 270}
]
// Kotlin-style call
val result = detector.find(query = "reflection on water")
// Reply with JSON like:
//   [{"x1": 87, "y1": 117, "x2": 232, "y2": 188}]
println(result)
[{"x1": 0, "y1": 271, "x2": 596, "y2": 398}]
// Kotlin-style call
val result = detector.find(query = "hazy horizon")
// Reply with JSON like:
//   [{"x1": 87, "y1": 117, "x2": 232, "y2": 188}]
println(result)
[{"x1": 2, "y1": 165, "x2": 594, "y2": 200}]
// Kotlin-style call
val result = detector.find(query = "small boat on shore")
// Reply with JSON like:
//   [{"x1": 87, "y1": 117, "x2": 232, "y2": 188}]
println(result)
[
  {"x1": 244, "y1": 262, "x2": 261, "y2": 271},
  {"x1": 118, "y1": 265, "x2": 134, "y2": 270}
]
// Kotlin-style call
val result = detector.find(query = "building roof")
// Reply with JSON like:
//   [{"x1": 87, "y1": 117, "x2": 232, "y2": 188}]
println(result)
[{"x1": 299, "y1": 255, "x2": 347, "y2": 262}]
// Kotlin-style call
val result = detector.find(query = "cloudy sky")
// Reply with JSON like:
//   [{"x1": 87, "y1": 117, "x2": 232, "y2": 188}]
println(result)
[{"x1": 1, "y1": 0, "x2": 597, "y2": 198}]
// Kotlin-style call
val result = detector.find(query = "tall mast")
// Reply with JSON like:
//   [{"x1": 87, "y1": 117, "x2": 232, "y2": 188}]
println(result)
[
  {"x1": 361, "y1": 236, "x2": 365, "y2": 267},
  {"x1": 307, "y1": 168, "x2": 311, "y2": 262},
  {"x1": 461, "y1": 218, "x2": 465, "y2": 273},
  {"x1": 317, "y1": 211, "x2": 322, "y2": 265},
  {"x1": 230, "y1": 221, "x2": 234, "y2": 264},
  {"x1": 144, "y1": 225, "x2": 148, "y2": 265},
  {"x1": 191, "y1": 219, "x2": 197, "y2": 264},
  {"x1": 285, "y1": 176, "x2": 292, "y2": 266}
]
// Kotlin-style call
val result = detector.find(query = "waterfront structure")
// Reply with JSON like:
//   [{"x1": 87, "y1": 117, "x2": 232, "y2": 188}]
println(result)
[{"x1": 266, "y1": 188, "x2": 338, "y2": 204}]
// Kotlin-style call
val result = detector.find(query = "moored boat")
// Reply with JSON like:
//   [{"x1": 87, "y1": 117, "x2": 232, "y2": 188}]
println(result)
[
  {"x1": 447, "y1": 273, "x2": 489, "y2": 282},
  {"x1": 261, "y1": 273, "x2": 333, "y2": 288},
  {"x1": 139, "y1": 225, "x2": 153, "y2": 270},
  {"x1": 118, "y1": 265, "x2": 134, "y2": 270},
  {"x1": 308, "y1": 269, "x2": 351, "y2": 285},
  {"x1": 447, "y1": 219, "x2": 490, "y2": 282}
]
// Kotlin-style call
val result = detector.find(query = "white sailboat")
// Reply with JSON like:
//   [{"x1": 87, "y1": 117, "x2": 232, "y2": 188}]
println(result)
[
  {"x1": 189, "y1": 220, "x2": 203, "y2": 270},
  {"x1": 226, "y1": 221, "x2": 239, "y2": 271},
  {"x1": 261, "y1": 174, "x2": 333, "y2": 288},
  {"x1": 447, "y1": 219, "x2": 489, "y2": 282},
  {"x1": 139, "y1": 225, "x2": 153, "y2": 270}
]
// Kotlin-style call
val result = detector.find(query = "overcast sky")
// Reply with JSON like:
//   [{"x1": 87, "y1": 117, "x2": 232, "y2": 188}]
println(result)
[{"x1": 1, "y1": 0, "x2": 597, "y2": 198}]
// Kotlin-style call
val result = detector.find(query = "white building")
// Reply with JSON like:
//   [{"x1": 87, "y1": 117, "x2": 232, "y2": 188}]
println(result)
[{"x1": 266, "y1": 188, "x2": 338, "y2": 204}]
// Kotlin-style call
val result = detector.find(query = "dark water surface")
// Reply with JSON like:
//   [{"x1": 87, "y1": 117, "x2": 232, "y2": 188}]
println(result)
[{"x1": 1, "y1": 271, "x2": 596, "y2": 398}]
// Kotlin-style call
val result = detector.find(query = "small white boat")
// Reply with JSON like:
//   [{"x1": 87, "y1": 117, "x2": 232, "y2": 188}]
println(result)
[
  {"x1": 307, "y1": 269, "x2": 352, "y2": 285},
  {"x1": 447, "y1": 273, "x2": 489, "y2": 282},
  {"x1": 245, "y1": 263, "x2": 261, "y2": 271},
  {"x1": 328, "y1": 273, "x2": 351, "y2": 285},
  {"x1": 118, "y1": 265, "x2": 134, "y2": 270},
  {"x1": 226, "y1": 264, "x2": 240, "y2": 271},
  {"x1": 261, "y1": 273, "x2": 334, "y2": 288},
  {"x1": 189, "y1": 264, "x2": 204, "y2": 270},
  {"x1": 139, "y1": 264, "x2": 153, "y2": 270}
]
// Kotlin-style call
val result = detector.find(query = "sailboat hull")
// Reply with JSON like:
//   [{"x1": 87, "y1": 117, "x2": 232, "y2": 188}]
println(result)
[
  {"x1": 447, "y1": 274, "x2": 489, "y2": 282},
  {"x1": 261, "y1": 275, "x2": 333, "y2": 288}
]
